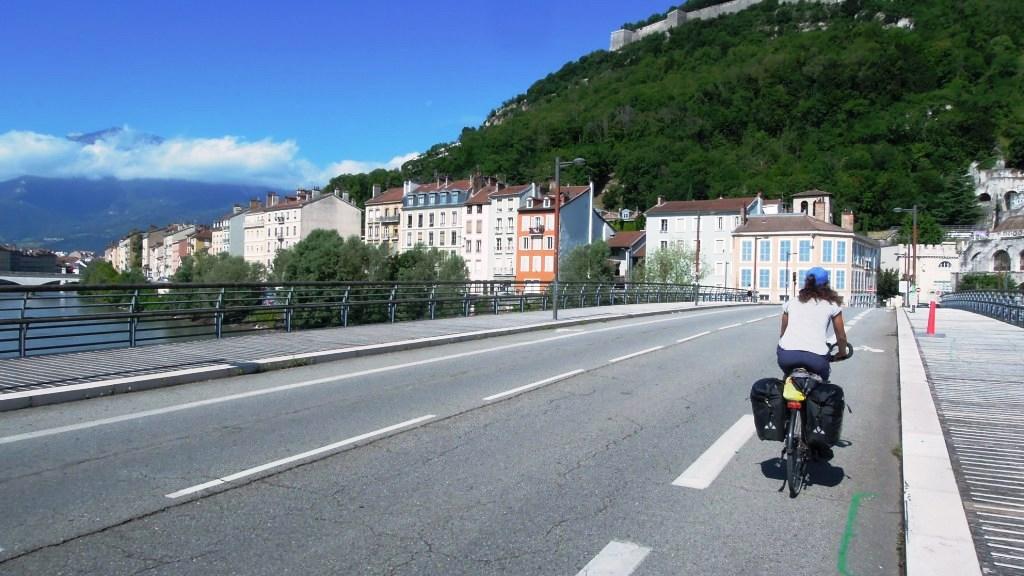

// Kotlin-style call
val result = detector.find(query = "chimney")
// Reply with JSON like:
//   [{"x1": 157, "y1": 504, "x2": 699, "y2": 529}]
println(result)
[
  {"x1": 232, "y1": 204, "x2": 242, "y2": 215},
  {"x1": 312, "y1": 188, "x2": 321, "y2": 199},
  {"x1": 249, "y1": 198, "x2": 261, "y2": 210},
  {"x1": 841, "y1": 210, "x2": 855, "y2": 231},
  {"x1": 342, "y1": 191, "x2": 350, "y2": 202},
  {"x1": 267, "y1": 192, "x2": 278, "y2": 207},
  {"x1": 657, "y1": 196, "x2": 664, "y2": 206},
  {"x1": 372, "y1": 184, "x2": 382, "y2": 198}
]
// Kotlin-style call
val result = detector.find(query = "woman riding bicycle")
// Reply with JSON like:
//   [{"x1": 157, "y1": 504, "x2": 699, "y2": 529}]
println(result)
[{"x1": 777, "y1": 267, "x2": 848, "y2": 381}]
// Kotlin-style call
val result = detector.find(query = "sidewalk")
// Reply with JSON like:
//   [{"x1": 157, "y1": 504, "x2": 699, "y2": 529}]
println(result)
[
  {"x1": 899, "y1": 307, "x2": 1024, "y2": 576},
  {"x1": 0, "y1": 301, "x2": 753, "y2": 412}
]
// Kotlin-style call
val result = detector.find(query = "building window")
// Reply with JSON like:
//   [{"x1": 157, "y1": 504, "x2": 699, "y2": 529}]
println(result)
[
  {"x1": 466, "y1": 240, "x2": 471, "y2": 253},
  {"x1": 522, "y1": 237, "x2": 529, "y2": 250},
  {"x1": 544, "y1": 256, "x2": 553, "y2": 272},
  {"x1": 496, "y1": 238, "x2": 503, "y2": 252},
  {"x1": 439, "y1": 231, "x2": 445, "y2": 246},
  {"x1": 822, "y1": 239, "x2": 833, "y2": 263},
  {"x1": 799, "y1": 240, "x2": 811, "y2": 262},
  {"x1": 759, "y1": 239, "x2": 771, "y2": 262},
  {"x1": 835, "y1": 269, "x2": 846, "y2": 290},
  {"x1": 405, "y1": 232, "x2": 412, "y2": 247},
  {"x1": 741, "y1": 269, "x2": 752, "y2": 288},
  {"x1": 779, "y1": 240, "x2": 791, "y2": 262},
  {"x1": 407, "y1": 214, "x2": 412, "y2": 227},
  {"x1": 939, "y1": 261, "x2": 951, "y2": 268},
  {"x1": 546, "y1": 236, "x2": 553, "y2": 250},
  {"x1": 428, "y1": 232, "x2": 434, "y2": 246},
  {"x1": 475, "y1": 240, "x2": 482, "y2": 253},
  {"x1": 429, "y1": 213, "x2": 435, "y2": 227},
  {"x1": 417, "y1": 214, "x2": 423, "y2": 228},
  {"x1": 451, "y1": 231, "x2": 457, "y2": 246},
  {"x1": 661, "y1": 240, "x2": 668, "y2": 250},
  {"x1": 476, "y1": 220, "x2": 482, "y2": 233},
  {"x1": 741, "y1": 240, "x2": 753, "y2": 262},
  {"x1": 717, "y1": 217, "x2": 723, "y2": 231},
  {"x1": 520, "y1": 255, "x2": 529, "y2": 272},
  {"x1": 452, "y1": 211, "x2": 458, "y2": 226},
  {"x1": 532, "y1": 255, "x2": 542, "y2": 271},
  {"x1": 836, "y1": 241, "x2": 847, "y2": 263},
  {"x1": 660, "y1": 219, "x2": 668, "y2": 233},
  {"x1": 440, "y1": 212, "x2": 445, "y2": 226},
  {"x1": 759, "y1": 269, "x2": 771, "y2": 289},
  {"x1": 779, "y1": 269, "x2": 789, "y2": 291},
  {"x1": 466, "y1": 205, "x2": 473, "y2": 214},
  {"x1": 476, "y1": 205, "x2": 482, "y2": 214}
]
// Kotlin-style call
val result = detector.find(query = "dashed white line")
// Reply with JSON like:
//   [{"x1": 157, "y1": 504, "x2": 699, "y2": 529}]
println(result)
[
  {"x1": 165, "y1": 414, "x2": 436, "y2": 499},
  {"x1": 677, "y1": 331, "x2": 711, "y2": 344},
  {"x1": 672, "y1": 415, "x2": 754, "y2": 489},
  {"x1": 575, "y1": 541, "x2": 651, "y2": 576},
  {"x1": 609, "y1": 346, "x2": 664, "y2": 364},
  {"x1": 717, "y1": 323, "x2": 743, "y2": 331},
  {"x1": 483, "y1": 369, "x2": 585, "y2": 402}
]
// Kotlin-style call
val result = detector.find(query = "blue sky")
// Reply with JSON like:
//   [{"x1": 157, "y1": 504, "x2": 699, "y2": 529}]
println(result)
[{"x1": 0, "y1": 0, "x2": 674, "y2": 186}]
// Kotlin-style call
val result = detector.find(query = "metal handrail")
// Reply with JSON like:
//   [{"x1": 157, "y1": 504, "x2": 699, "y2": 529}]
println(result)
[
  {"x1": 0, "y1": 281, "x2": 756, "y2": 358},
  {"x1": 940, "y1": 290, "x2": 1024, "y2": 328}
]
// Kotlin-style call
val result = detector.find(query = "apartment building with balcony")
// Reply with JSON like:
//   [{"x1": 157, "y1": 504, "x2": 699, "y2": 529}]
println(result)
[
  {"x1": 514, "y1": 183, "x2": 613, "y2": 288},
  {"x1": 364, "y1": 184, "x2": 405, "y2": 253},
  {"x1": 732, "y1": 191, "x2": 880, "y2": 306},
  {"x1": 399, "y1": 179, "x2": 471, "y2": 257},
  {"x1": 211, "y1": 204, "x2": 244, "y2": 256},
  {"x1": 644, "y1": 195, "x2": 780, "y2": 288}
]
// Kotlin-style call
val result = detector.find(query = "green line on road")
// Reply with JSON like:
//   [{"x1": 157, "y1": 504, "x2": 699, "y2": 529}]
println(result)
[{"x1": 837, "y1": 491, "x2": 875, "y2": 576}]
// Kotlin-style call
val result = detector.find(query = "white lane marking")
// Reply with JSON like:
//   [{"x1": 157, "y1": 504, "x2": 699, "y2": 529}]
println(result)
[
  {"x1": 575, "y1": 541, "x2": 651, "y2": 576},
  {"x1": 556, "y1": 328, "x2": 585, "y2": 333},
  {"x1": 609, "y1": 346, "x2": 663, "y2": 364},
  {"x1": 166, "y1": 415, "x2": 436, "y2": 499},
  {"x1": 677, "y1": 331, "x2": 711, "y2": 344},
  {"x1": 717, "y1": 323, "x2": 742, "y2": 330},
  {"x1": 672, "y1": 415, "x2": 754, "y2": 489},
  {"x1": 483, "y1": 369, "x2": 585, "y2": 402},
  {"x1": 854, "y1": 345, "x2": 885, "y2": 353},
  {"x1": 1, "y1": 310, "x2": 747, "y2": 445}
]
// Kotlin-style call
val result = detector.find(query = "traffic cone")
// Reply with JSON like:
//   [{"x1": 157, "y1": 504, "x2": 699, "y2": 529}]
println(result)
[{"x1": 927, "y1": 300, "x2": 937, "y2": 335}]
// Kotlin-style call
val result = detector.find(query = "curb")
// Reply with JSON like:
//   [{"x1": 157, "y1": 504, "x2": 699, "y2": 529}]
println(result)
[
  {"x1": 0, "y1": 303, "x2": 755, "y2": 412},
  {"x1": 896, "y1": 308, "x2": 981, "y2": 576}
]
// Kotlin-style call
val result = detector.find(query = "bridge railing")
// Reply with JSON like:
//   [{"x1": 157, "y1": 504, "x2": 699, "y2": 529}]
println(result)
[
  {"x1": 940, "y1": 290, "x2": 1024, "y2": 328},
  {"x1": 0, "y1": 281, "x2": 755, "y2": 358}
]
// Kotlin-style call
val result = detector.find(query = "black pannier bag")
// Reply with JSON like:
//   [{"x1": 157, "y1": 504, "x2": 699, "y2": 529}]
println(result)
[
  {"x1": 805, "y1": 383, "x2": 845, "y2": 447},
  {"x1": 750, "y1": 377, "x2": 786, "y2": 442}
]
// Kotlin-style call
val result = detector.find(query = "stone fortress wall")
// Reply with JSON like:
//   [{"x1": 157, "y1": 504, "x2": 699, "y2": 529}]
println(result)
[{"x1": 611, "y1": 0, "x2": 842, "y2": 51}]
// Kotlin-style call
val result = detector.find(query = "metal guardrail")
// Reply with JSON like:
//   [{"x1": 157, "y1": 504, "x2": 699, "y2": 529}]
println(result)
[
  {"x1": 0, "y1": 281, "x2": 755, "y2": 358},
  {"x1": 940, "y1": 290, "x2": 1024, "y2": 328}
]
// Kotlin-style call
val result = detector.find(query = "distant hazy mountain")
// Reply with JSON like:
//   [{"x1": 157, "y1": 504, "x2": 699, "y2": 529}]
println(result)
[
  {"x1": 0, "y1": 176, "x2": 280, "y2": 252},
  {"x1": 66, "y1": 127, "x2": 164, "y2": 147}
]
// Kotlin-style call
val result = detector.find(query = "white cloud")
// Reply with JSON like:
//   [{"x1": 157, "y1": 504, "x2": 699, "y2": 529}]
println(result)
[{"x1": 0, "y1": 128, "x2": 418, "y2": 187}]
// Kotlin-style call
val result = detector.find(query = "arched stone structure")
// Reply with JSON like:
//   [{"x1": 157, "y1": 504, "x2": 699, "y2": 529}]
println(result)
[{"x1": 994, "y1": 250, "x2": 1011, "y2": 272}]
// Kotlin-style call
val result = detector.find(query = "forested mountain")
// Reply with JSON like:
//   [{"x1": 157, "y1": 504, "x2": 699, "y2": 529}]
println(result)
[{"x1": 332, "y1": 0, "x2": 1024, "y2": 231}]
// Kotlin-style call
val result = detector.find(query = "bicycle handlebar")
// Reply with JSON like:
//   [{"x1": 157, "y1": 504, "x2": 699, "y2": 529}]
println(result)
[{"x1": 828, "y1": 342, "x2": 854, "y2": 362}]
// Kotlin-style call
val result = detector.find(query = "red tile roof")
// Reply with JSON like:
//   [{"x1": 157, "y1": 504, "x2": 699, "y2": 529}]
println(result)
[
  {"x1": 646, "y1": 197, "x2": 756, "y2": 215},
  {"x1": 466, "y1": 186, "x2": 497, "y2": 205},
  {"x1": 607, "y1": 231, "x2": 645, "y2": 249},
  {"x1": 365, "y1": 187, "x2": 405, "y2": 205},
  {"x1": 792, "y1": 189, "x2": 833, "y2": 198},
  {"x1": 489, "y1": 184, "x2": 532, "y2": 198}
]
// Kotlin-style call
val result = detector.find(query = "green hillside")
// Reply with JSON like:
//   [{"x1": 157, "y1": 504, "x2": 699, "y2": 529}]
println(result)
[{"x1": 332, "y1": 0, "x2": 1024, "y2": 231}]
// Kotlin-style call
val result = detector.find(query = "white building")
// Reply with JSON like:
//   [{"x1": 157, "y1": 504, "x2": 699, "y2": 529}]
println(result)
[
  {"x1": 399, "y1": 179, "x2": 471, "y2": 257},
  {"x1": 487, "y1": 183, "x2": 534, "y2": 281},
  {"x1": 244, "y1": 189, "x2": 362, "y2": 270},
  {"x1": 644, "y1": 194, "x2": 780, "y2": 287},
  {"x1": 880, "y1": 241, "x2": 962, "y2": 306}
]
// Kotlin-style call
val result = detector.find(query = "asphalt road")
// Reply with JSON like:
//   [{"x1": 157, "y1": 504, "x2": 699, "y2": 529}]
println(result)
[{"x1": 0, "y1": 305, "x2": 902, "y2": 575}]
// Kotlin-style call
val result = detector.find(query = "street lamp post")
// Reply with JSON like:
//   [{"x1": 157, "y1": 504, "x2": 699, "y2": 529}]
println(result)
[
  {"x1": 894, "y1": 205, "x2": 919, "y2": 307},
  {"x1": 552, "y1": 156, "x2": 586, "y2": 320}
]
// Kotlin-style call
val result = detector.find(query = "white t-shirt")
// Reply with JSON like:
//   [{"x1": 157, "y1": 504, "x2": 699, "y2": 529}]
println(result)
[{"x1": 779, "y1": 298, "x2": 841, "y2": 356}]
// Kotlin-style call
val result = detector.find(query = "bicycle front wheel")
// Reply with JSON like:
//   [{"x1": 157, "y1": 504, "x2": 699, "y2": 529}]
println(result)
[{"x1": 786, "y1": 408, "x2": 805, "y2": 497}]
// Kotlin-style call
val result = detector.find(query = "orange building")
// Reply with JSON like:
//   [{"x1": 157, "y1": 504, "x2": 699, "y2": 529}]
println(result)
[{"x1": 514, "y1": 186, "x2": 591, "y2": 290}]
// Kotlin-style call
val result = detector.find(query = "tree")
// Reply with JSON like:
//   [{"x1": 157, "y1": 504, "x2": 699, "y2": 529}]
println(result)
[
  {"x1": 896, "y1": 212, "x2": 946, "y2": 245},
  {"x1": 877, "y1": 268, "x2": 901, "y2": 302},
  {"x1": 640, "y1": 245, "x2": 707, "y2": 284},
  {"x1": 81, "y1": 260, "x2": 120, "y2": 285},
  {"x1": 559, "y1": 241, "x2": 615, "y2": 283}
]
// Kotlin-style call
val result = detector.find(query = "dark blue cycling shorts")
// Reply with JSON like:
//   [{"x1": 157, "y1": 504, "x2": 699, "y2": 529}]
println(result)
[{"x1": 777, "y1": 346, "x2": 830, "y2": 380}]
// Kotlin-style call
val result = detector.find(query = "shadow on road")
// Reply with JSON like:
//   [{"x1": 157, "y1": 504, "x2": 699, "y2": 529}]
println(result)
[{"x1": 758, "y1": 458, "x2": 846, "y2": 488}]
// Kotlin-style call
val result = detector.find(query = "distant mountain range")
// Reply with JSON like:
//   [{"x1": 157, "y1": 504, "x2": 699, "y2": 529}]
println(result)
[{"x1": 0, "y1": 176, "x2": 279, "y2": 252}]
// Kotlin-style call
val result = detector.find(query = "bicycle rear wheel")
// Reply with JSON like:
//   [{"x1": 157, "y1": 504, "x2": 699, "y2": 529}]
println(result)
[{"x1": 786, "y1": 408, "x2": 805, "y2": 497}]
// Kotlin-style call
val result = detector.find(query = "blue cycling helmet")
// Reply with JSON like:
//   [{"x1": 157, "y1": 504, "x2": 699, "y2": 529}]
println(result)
[{"x1": 805, "y1": 267, "x2": 829, "y2": 286}]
